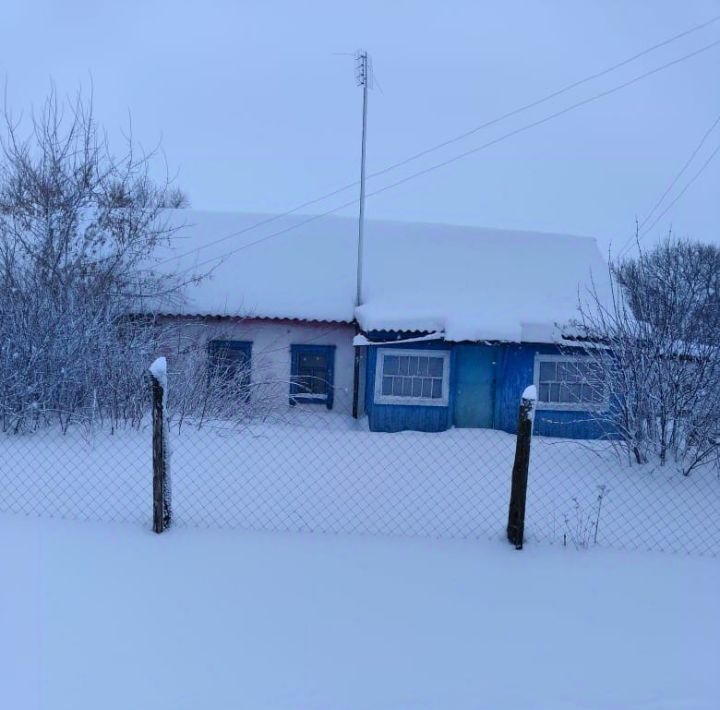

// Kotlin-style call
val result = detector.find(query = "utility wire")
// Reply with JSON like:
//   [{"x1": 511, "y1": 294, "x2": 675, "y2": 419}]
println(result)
[
  {"x1": 619, "y1": 140, "x2": 720, "y2": 260},
  {"x1": 617, "y1": 110, "x2": 720, "y2": 259},
  {"x1": 364, "y1": 15, "x2": 720, "y2": 183},
  {"x1": 166, "y1": 36, "x2": 720, "y2": 277},
  {"x1": 154, "y1": 16, "x2": 720, "y2": 267},
  {"x1": 644, "y1": 142, "x2": 720, "y2": 233}
]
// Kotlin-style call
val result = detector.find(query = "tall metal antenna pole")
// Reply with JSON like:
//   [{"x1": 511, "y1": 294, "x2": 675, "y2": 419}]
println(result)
[{"x1": 355, "y1": 50, "x2": 370, "y2": 307}]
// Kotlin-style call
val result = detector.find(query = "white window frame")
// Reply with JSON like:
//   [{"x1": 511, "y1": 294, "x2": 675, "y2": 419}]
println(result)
[
  {"x1": 374, "y1": 348, "x2": 451, "y2": 407},
  {"x1": 533, "y1": 353, "x2": 608, "y2": 412}
]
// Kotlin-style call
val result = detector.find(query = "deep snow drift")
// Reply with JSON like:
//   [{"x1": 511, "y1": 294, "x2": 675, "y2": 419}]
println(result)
[{"x1": 1, "y1": 514, "x2": 718, "y2": 710}]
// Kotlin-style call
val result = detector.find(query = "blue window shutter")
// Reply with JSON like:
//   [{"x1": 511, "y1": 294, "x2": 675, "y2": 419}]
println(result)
[
  {"x1": 289, "y1": 347, "x2": 300, "y2": 405},
  {"x1": 207, "y1": 340, "x2": 253, "y2": 394},
  {"x1": 208, "y1": 339, "x2": 252, "y2": 363},
  {"x1": 327, "y1": 348, "x2": 335, "y2": 410},
  {"x1": 289, "y1": 344, "x2": 336, "y2": 409}
]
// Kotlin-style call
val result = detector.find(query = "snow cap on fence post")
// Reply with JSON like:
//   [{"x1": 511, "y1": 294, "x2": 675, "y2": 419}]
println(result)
[
  {"x1": 149, "y1": 356, "x2": 168, "y2": 391},
  {"x1": 521, "y1": 385, "x2": 537, "y2": 420}
]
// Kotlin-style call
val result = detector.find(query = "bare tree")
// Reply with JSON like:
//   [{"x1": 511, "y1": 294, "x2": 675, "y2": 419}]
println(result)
[
  {"x1": 576, "y1": 234, "x2": 720, "y2": 475},
  {"x1": 0, "y1": 89, "x2": 320, "y2": 437},
  {"x1": 0, "y1": 88, "x2": 185, "y2": 432},
  {"x1": 158, "y1": 186, "x2": 191, "y2": 209}
]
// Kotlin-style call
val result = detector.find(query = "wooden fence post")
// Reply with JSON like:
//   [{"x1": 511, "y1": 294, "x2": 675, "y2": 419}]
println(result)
[
  {"x1": 149, "y1": 357, "x2": 171, "y2": 533},
  {"x1": 507, "y1": 385, "x2": 536, "y2": 550}
]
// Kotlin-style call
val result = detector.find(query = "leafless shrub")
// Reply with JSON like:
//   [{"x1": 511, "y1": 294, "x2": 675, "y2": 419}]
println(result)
[
  {"x1": 152, "y1": 320, "x2": 296, "y2": 433},
  {"x1": 575, "y1": 233, "x2": 720, "y2": 475},
  {"x1": 0, "y1": 88, "x2": 186, "y2": 433},
  {"x1": 563, "y1": 485, "x2": 608, "y2": 549}
]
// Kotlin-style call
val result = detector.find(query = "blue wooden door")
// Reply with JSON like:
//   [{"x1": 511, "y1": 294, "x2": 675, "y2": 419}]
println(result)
[{"x1": 453, "y1": 345, "x2": 496, "y2": 428}]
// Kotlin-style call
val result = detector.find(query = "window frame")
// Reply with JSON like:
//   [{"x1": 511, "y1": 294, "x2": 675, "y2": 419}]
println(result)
[
  {"x1": 290, "y1": 344, "x2": 336, "y2": 409},
  {"x1": 207, "y1": 339, "x2": 253, "y2": 388},
  {"x1": 533, "y1": 353, "x2": 608, "y2": 412},
  {"x1": 374, "y1": 347, "x2": 451, "y2": 407}
]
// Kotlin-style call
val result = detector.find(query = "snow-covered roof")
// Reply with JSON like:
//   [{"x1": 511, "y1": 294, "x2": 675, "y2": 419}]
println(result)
[{"x1": 152, "y1": 209, "x2": 609, "y2": 343}]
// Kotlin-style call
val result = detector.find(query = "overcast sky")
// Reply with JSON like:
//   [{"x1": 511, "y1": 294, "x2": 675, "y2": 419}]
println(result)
[{"x1": 1, "y1": 0, "x2": 719, "y2": 256}]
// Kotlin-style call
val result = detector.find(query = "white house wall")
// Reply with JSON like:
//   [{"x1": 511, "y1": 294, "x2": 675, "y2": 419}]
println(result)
[{"x1": 158, "y1": 317, "x2": 357, "y2": 415}]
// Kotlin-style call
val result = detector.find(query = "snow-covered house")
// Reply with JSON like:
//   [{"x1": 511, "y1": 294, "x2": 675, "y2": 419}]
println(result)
[{"x1": 154, "y1": 210, "x2": 611, "y2": 438}]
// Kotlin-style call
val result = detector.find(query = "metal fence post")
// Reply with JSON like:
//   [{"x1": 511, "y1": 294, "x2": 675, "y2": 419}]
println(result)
[
  {"x1": 149, "y1": 357, "x2": 171, "y2": 533},
  {"x1": 507, "y1": 385, "x2": 536, "y2": 550}
]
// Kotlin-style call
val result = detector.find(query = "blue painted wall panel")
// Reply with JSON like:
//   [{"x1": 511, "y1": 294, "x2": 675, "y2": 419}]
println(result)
[
  {"x1": 364, "y1": 339, "x2": 611, "y2": 439},
  {"x1": 493, "y1": 343, "x2": 610, "y2": 439},
  {"x1": 365, "y1": 341, "x2": 454, "y2": 432}
]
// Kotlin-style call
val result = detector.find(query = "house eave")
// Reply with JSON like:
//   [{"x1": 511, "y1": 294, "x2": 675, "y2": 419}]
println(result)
[
  {"x1": 355, "y1": 327, "x2": 593, "y2": 348},
  {"x1": 135, "y1": 312, "x2": 356, "y2": 327}
]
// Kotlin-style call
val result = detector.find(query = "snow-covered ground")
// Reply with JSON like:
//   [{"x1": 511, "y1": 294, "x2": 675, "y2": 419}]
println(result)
[
  {"x1": 1, "y1": 514, "x2": 717, "y2": 710},
  {"x1": 1, "y1": 417, "x2": 718, "y2": 555}
]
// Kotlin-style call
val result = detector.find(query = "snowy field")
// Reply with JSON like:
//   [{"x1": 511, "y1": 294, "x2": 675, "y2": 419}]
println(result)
[
  {"x1": 0, "y1": 415, "x2": 718, "y2": 556},
  {"x1": 1, "y1": 514, "x2": 718, "y2": 710}
]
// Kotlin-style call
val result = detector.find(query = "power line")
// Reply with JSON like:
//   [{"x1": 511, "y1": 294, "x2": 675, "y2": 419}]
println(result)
[
  {"x1": 617, "y1": 110, "x2": 720, "y2": 259},
  {"x1": 352, "y1": 39, "x2": 720, "y2": 205},
  {"x1": 364, "y1": 14, "x2": 720, "y2": 183},
  {"x1": 642, "y1": 113, "x2": 720, "y2": 228},
  {"x1": 644, "y1": 142, "x2": 720, "y2": 232},
  {"x1": 154, "y1": 15, "x2": 720, "y2": 268},
  {"x1": 167, "y1": 36, "x2": 720, "y2": 278},
  {"x1": 621, "y1": 140, "x2": 720, "y2": 259}
]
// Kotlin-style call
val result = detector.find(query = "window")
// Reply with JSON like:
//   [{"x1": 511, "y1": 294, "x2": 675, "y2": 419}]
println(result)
[
  {"x1": 290, "y1": 344, "x2": 335, "y2": 408},
  {"x1": 534, "y1": 354, "x2": 606, "y2": 410},
  {"x1": 207, "y1": 340, "x2": 252, "y2": 394},
  {"x1": 374, "y1": 348, "x2": 450, "y2": 406}
]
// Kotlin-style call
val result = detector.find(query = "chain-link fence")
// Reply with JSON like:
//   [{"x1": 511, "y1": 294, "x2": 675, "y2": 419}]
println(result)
[
  {"x1": 527, "y1": 435, "x2": 719, "y2": 555},
  {"x1": 0, "y1": 426, "x2": 150, "y2": 524},
  {"x1": 0, "y1": 375, "x2": 718, "y2": 556},
  {"x1": 169, "y1": 417, "x2": 514, "y2": 538}
]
